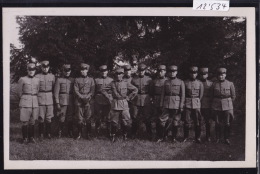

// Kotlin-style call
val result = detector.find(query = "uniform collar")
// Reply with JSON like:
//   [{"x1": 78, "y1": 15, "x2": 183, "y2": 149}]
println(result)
[
  {"x1": 81, "y1": 75, "x2": 88, "y2": 78},
  {"x1": 27, "y1": 75, "x2": 34, "y2": 78},
  {"x1": 124, "y1": 75, "x2": 131, "y2": 79},
  {"x1": 42, "y1": 72, "x2": 48, "y2": 75},
  {"x1": 101, "y1": 76, "x2": 107, "y2": 79},
  {"x1": 201, "y1": 79, "x2": 207, "y2": 82},
  {"x1": 169, "y1": 77, "x2": 176, "y2": 80},
  {"x1": 189, "y1": 78, "x2": 196, "y2": 81}
]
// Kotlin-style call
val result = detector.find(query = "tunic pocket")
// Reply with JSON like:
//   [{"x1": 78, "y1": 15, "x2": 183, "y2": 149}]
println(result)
[{"x1": 60, "y1": 83, "x2": 67, "y2": 92}]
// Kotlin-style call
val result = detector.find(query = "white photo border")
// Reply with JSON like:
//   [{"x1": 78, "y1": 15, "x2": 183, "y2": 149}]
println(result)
[{"x1": 3, "y1": 7, "x2": 256, "y2": 169}]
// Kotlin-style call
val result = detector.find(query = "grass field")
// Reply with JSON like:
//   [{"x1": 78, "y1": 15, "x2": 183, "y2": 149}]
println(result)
[{"x1": 9, "y1": 107, "x2": 245, "y2": 161}]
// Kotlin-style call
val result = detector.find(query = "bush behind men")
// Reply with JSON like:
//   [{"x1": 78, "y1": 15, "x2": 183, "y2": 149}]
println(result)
[{"x1": 18, "y1": 61, "x2": 236, "y2": 145}]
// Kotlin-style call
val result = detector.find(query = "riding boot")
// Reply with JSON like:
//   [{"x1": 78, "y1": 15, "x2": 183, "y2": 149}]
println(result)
[
  {"x1": 28, "y1": 125, "x2": 36, "y2": 143},
  {"x1": 76, "y1": 123, "x2": 82, "y2": 140},
  {"x1": 58, "y1": 122, "x2": 64, "y2": 138},
  {"x1": 38, "y1": 122, "x2": 44, "y2": 141},
  {"x1": 67, "y1": 121, "x2": 73, "y2": 138},
  {"x1": 183, "y1": 126, "x2": 189, "y2": 142},
  {"x1": 46, "y1": 122, "x2": 52, "y2": 139},
  {"x1": 215, "y1": 124, "x2": 221, "y2": 143},
  {"x1": 145, "y1": 122, "x2": 152, "y2": 140},
  {"x1": 224, "y1": 125, "x2": 231, "y2": 145},
  {"x1": 22, "y1": 125, "x2": 29, "y2": 144},
  {"x1": 206, "y1": 122, "x2": 211, "y2": 142},
  {"x1": 195, "y1": 126, "x2": 201, "y2": 143},
  {"x1": 85, "y1": 122, "x2": 92, "y2": 140},
  {"x1": 110, "y1": 124, "x2": 117, "y2": 142},
  {"x1": 172, "y1": 126, "x2": 178, "y2": 143},
  {"x1": 131, "y1": 121, "x2": 138, "y2": 139}
]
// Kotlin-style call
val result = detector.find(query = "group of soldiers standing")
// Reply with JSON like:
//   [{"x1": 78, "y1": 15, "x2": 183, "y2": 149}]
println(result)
[{"x1": 17, "y1": 60, "x2": 236, "y2": 145}]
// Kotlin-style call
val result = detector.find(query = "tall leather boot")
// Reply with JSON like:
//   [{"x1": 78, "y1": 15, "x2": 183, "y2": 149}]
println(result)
[
  {"x1": 206, "y1": 122, "x2": 211, "y2": 142},
  {"x1": 38, "y1": 122, "x2": 44, "y2": 141},
  {"x1": 224, "y1": 125, "x2": 231, "y2": 145},
  {"x1": 145, "y1": 122, "x2": 152, "y2": 140},
  {"x1": 172, "y1": 126, "x2": 178, "y2": 143},
  {"x1": 183, "y1": 126, "x2": 190, "y2": 142},
  {"x1": 121, "y1": 124, "x2": 128, "y2": 141},
  {"x1": 195, "y1": 126, "x2": 201, "y2": 143},
  {"x1": 85, "y1": 122, "x2": 92, "y2": 140},
  {"x1": 110, "y1": 124, "x2": 117, "y2": 142},
  {"x1": 215, "y1": 124, "x2": 221, "y2": 143},
  {"x1": 131, "y1": 121, "x2": 138, "y2": 139},
  {"x1": 28, "y1": 125, "x2": 36, "y2": 143},
  {"x1": 58, "y1": 122, "x2": 64, "y2": 138},
  {"x1": 95, "y1": 120, "x2": 101, "y2": 137},
  {"x1": 67, "y1": 121, "x2": 73, "y2": 138},
  {"x1": 46, "y1": 122, "x2": 52, "y2": 139},
  {"x1": 22, "y1": 125, "x2": 29, "y2": 144},
  {"x1": 76, "y1": 123, "x2": 82, "y2": 140}
]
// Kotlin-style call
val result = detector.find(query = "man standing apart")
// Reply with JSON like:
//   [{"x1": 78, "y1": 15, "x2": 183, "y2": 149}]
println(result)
[
  {"x1": 199, "y1": 67, "x2": 213, "y2": 142},
  {"x1": 54, "y1": 64, "x2": 74, "y2": 138},
  {"x1": 36, "y1": 60, "x2": 55, "y2": 140},
  {"x1": 211, "y1": 67, "x2": 236, "y2": 145},
  {"x1": 183, "y1": 66, "x2": 204, "y2": 143},
  {"x1": 131, "y1": 63, "x2": 153, "y2": 139},
  {"x1": 94, "y1": 65, "x2": 113, "y2": 137},
  {"x1": 74, "y1": 63, "x2": 95, "y2": 140},
  {"x1": 18, "y1": 63, "x2": 39, "y2": 143},
  {"x1": 158, "y1": 65, "x2": 185, "y2": 143},
  {"x1": 101, "y1": 68, "x2": 138, "y2": 142}
]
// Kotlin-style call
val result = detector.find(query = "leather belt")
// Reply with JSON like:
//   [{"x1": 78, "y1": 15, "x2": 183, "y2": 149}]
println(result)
[
  {"x1": 23, "y1": 93, "x2": 37, "y2": 96},
  {"x1": 186, "y1": 96, "x2": 199, "y2": 98},
  {"x1": 39, "y1": 90, "x2": 52, "y2": 93},
  {"x1": 215, "y1": 96, "x2": 231, "y2": 99},
  {"x1": 166, "y1": 94, "x2": 180, "y2": 96},
  {"x1": 59, "y1": 92, "x2": 73, "y2": 94},
  {"x1": 138, "y1": 92, "x2": 148, "y2": 95}
]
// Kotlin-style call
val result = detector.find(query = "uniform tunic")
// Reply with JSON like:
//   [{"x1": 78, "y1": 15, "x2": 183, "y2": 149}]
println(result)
[
  {"x1": 131, "y1": 75, "x2": 152, "y2": 123},
  {"x1": 159, "y1": 78, "x2": 185, "y2": 127},
  {"x1": 101, "y1": 79, "x2": 137, "y2": 126},
  {"x1": 200, "y1": 79, "x2": 213, "y2": 123},
  {"x1": 54, "y1": 76, "x2": 74, "y2": 122},
  {"x1": 211, "y1": 79, "x2": 236, "y2": 125},
  {"x1": 184, "y1": 79, "x2": 204, "y2": 127},
  {"x1": 74, "y1": 76, "x2": 95, "y2": 124},
  {"x1": 18, "y1": 76, "x2": 40, "y2": 123},
  {"x1": 94, "y1": 76, "x2": 113, "y2": 122},
  {"x1": 35, "y1": 73, "x2": 55, "y2": 122}
]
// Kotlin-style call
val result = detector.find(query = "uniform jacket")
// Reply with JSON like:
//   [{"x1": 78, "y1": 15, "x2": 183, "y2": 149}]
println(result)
[
  {"x1": 54, "y1": 76, "x2": 74, "y2": 106},
  {"x1": 184, "y1": 79, "x2": 204, "y2": 109},
  {"x1": 101, "y1": 79, "x2": 138, "y2": 110},
  {"x1": 160, "y1": 78, "x2": 185, "y2": 109},
  {"x1": 18, "y1": 76, "x2": 40, "y2": 108},
  {"x1": 94, "y1": 76, "x2": 113, "y2": 105},
  {"x1": 35, "y1": 73, "x2": 55, "y2": 105},
  {"x1": 152, "y1": 77, "x2": 168, "y2": 107},
  {"x1": 211, "y1": 79, "x2": 236, "y2": 111},
  {"x1": 123, "y1": 75, "x2": 132, "y2": 83},
  {"x1": 201, "y1": 79, "x2": 213, "y2": 108},
  {"x1": 131, "y1": 75, "x2": 152, "y2": 106},
  {"x1": 74, "y1": 76, "x2": 95, "y2": 106}
]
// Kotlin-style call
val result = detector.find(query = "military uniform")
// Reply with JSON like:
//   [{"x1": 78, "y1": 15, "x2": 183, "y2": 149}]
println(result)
[
  {"x1": 159, "y1": 65, "x2": 185, "y2": 142},
  {"x1": 183, "y1": 66, "x2": 204, "y2": 143},
  {"x1": 94, "y1": 65, "x2": 113, "y2": 135},
  {"x1": 35, "y1": 61, "x2": 55, "y2": 139},
  {"x1": 18, "y1": 63, "x2": 39, "y2": 143},
  {"x1": 101, "y1": 68, "x2": 138, "y2": 142},
  {"x1": 74, "y1": 63, "x2": 95, "y2": 139},
  {"x1": 211, "y1": 68, "x2": 236, "y2": 144},
  {"x1": 151, "y1": 65, "x2": 168, "y2": 139},
  {"x1": 199, "y1": 68, "x2": 213, "y2": 141},
  {"x1": 131, "y1": 63, "x2": 153, "y2": 139},
  {"x1": 54, "y1": 64, "x2": 74, "y2": 138}
]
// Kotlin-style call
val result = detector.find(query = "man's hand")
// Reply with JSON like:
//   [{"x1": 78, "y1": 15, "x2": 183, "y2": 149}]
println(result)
[{"x1": 56, "y1": 103, "x2": 61, "y2": 111}]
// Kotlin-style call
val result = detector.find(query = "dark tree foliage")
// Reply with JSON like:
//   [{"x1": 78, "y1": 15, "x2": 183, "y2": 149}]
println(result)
[{"x1": 11, "y1": 16, "x2": 246, "y2": 110}]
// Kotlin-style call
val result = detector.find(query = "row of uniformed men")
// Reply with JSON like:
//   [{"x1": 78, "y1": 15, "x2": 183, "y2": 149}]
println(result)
[{"x1": 18, "y1": 61, "x2": 235, "y2": 145}]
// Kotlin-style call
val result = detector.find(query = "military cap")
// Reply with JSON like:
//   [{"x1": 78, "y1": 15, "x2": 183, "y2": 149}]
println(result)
[
  {"x1": 138, "y1": 63, "x2": 147, "y2": 71},
  {"x1": 189, "y1": 66, "x2": 198, "y2": 73},
  {"x1": 80, "y1": 63, "x2": 90, "y2": 70},
  {"x1": 217, "y1": 67, "x2": 227, "y2": 74},
  {"x1": 41, "y1": 60, "x2": 50, "y2": 68},
  {"x1": 99, "y1": 65, "x2": 108, "y2": 72},
  {"x1": 168, "y1": 65, "x2": 178, "y2": 72},
  {"x1": 158, "y1": 65, "x2": 166, "y2": 71},
  {"x1": 115, "y1": 68, "x2": 124, "y2": 74},
  {"x1": 63, "y1": 64, "x2": 71, "y2": 72},
  {"x1": 199, "y1": 67, "x2": 209, "y2": 75},
  {"x1": 27, "y1": 63, "x2": 36, "y2": 71},
  {"x1": 132, "y1": 58, "x2": 138, "y2": 65},
  {"x1": 124, "y1": 65, "x2": 132, "y2": 71}
]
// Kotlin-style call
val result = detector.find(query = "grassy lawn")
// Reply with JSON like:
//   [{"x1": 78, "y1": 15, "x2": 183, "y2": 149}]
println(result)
[{"x1": 9, "y1": 107, "x2": 245, "y2": 161}]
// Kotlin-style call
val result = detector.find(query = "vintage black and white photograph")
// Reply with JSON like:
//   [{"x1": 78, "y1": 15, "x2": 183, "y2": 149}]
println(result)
[{"x1": 3, "y1": 8, "x2": 256, "y2": 169}]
